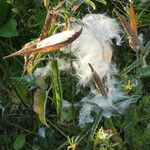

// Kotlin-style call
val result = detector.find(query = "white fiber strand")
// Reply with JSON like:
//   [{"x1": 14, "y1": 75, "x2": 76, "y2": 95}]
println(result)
[{"x1": 68, "y1": 14, "x2": 121, "y2": 86}]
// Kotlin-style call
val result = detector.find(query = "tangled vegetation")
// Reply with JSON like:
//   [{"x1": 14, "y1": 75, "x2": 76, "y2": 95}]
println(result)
[{"x1": 0, "y1": 0, "x2": 150, "y2": 150}]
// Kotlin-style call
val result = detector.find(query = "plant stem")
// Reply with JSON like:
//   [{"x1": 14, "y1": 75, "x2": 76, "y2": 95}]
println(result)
[
  {"x1": 47, "y1": 119, "x2": 68, "y2": 138},
  {"x1": 105, "y1": 118, "x2": 126, "y2": 150}
]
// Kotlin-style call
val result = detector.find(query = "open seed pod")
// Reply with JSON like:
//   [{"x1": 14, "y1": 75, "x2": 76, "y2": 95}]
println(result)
[{"x1": 3, "y1": 28, "x2": 82, "y2": 59}]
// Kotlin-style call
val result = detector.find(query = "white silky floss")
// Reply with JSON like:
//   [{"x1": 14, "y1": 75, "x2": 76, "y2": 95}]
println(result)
[
  {"x1": 37, "y1": 30, "x2": 78, "y2": 48},
  {"x1": 68, "y1": 14, "x2": 122, "y2": 86},
  {"x1": 78, "y1": 77, "x2": 138, "y2": 127},
  {"x1": 61, "y1": 14, "x2": 138, "y2": 127},
  {"x1": 38, "y1": 127, "x2": 45, "y2": 138},
  {"x1": 59, "y1": 14, "x2": 124, "y2": 126},
  {"x1": 33, "y1": 14, "x2": 136, "y2": 127}
]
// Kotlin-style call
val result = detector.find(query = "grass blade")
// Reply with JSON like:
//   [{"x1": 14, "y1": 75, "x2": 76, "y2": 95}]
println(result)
[
  {"x1": 122, "y1": 59, "x2": 140, "y2": 74},
  {"x1": 140, "y1": 65, "x2": 150, "y2": 78},
  {"x1": 144, "y1": 41, "x2": 150, "y2": 56},
  {"x1": 85, "y1": 111, "x2": 102, "y2": 150}
]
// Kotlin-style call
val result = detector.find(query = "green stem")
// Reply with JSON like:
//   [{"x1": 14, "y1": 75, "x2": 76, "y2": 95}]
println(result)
[
  {"x1": 105, "y1": 118, "x2": 126, "y2": 150},
  {"x1": 47, "y1": 119, "x2": 68, "y2": 138},
  {"x1": 141, "y1": 55, "x2": 147, "y2": 68},
  {"x1": 85, "y1": 112, "x2": 102, "y2": 150}
]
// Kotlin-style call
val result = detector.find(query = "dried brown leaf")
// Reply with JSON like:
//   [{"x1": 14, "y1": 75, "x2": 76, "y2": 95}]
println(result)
[
  {"x1": 114, "y1": 10, "x2": 143, "y2": 51},
  {"x1": 39, "y1": 11, "x2": 53, "y2": 40},
  {"x1": 129, "y1": 0, "x2": 138, "y2": 49},
  {"x1": 129, "y1": 0, "x2": 138, "y2": 34}
]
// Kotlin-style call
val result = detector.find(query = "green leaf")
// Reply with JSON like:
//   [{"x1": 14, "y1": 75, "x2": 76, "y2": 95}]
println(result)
[
  {"x1": 51, "y1": 59, "x2": 62, "y2": 122},
  {"x1": 0, "y1": 0, "x2": 11, "y2": 27},
  {"x1": 84, "y1": 0, "x2": 96, "y2": 10},
  {"x1": 124, "y1": 106, "x2": 138, "y2": 149},
  {"x1": 13, "y1": 134, "x2": 26, "y2": 150},
  {"x1": 140, "y1": 66, "x2": 150, "y2": 78},
  {"x1": 11, "y1": 78, "x2": 31, "y2": 106},
  {"x1": 0, "y1": 18, "x2": 18, "y2": 38},
  {"x1": 144, "y1": 41, "x2": 150, "y2": 56},
  {"x1": 96, "y1": 0, "x2": 107, "y2": 5},
  {"x1": 48, "y1": 22, "x2": 58, "y2": 36},
  {"x1": 86, "y1": 111, "x2": 102, "y2": 150},
  {"x1": 62, "y1": 105, "x2": 73, "y2": 122},
  {"x1": 122, "y1": 59, "x2": 140, "y2": 74},
  {"x1": 33, "y1": 89, "x2": 48, "y2": 126},
  {"x1": 145, "y1": 41, "x2": 150, "y2": 50}
]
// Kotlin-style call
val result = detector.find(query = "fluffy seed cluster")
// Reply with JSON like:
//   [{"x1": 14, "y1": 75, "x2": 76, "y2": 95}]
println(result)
[
  {"x1": 67, "y1": 14, "x2": 122, "y2": 86},
  {"x1": 78, "y1": 77, "x2": 139, "y2": 126},
  {"x1": 32, "y1": 14, "x2": 138, "y2": 127},
  {"x1": 66, "y1": 14, "x2": 137, "y2": 126}
]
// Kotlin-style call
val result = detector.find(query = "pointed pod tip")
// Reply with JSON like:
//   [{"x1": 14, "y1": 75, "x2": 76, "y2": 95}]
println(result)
[
  {"x1": 88, "y1": 63, "x2": 94, "y2": 72},
  {"x1": 3, "y1": 54, "x2": 16, "y2": 59},
  {"x1": 3, "y1": 56, "x2": 9, "y2": 59}
]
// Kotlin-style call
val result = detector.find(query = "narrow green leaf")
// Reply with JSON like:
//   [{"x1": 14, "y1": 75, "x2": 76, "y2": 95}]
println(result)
[
  {"x1": 145, "y1": 41, "x2": 150, "y2": 50},
  {"x1": 124, "y1": 106, "x2": 138, "y2": 149},
  {"x1": 11, "y1": 79, "x2": 31, "y2": 106},
  {"x1": 48, "y1": 22, "x2": 57, "y2": 36},
  {"x1": 34, "y1": 89, "x2": 48, "y2": 126},
  {"x1": 0, "y1": 18, "x2": 18, "y2": 38},
  {"x1": 105, "y1": 118, "x2": 125, "y2": 150},
  {"x1": 122, "y1": 59, "x2": 140, "y2": 74},
  {"x1": 51, "y1": 59, "x2": 62, "y2": 122},
  {"x1": 86, "y1": 111, "x2": 102, "y2": 150},
  {"x1": 13, "y1": 134, "x2": 26, "y2": 150},
  {"x1": 90, "y1": 112, "x2": 102, "y2": 138},
  {"x1": 144, "y1": 41, "x2": 150, "y2": 56},
  {"x1": 96, "y1": 0, "x2": 107, "y2": 5},
  {"x1": 84, "y1": 0, "x2": 96, "y2": 10},
  {"x1": 140, "y1": 66, "x2": 150, "y2": 78}
]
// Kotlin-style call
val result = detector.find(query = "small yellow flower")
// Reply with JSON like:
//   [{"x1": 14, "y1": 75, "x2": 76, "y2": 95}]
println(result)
[
  {"x1": 95, "y1": 127, "x2": 112, "y2": 141},
  {"x1": 67, "y1": 136, "x2": 79, "y2": 150},
  {"x1": 124, "y1": 80, "x2": 134, "y2": 91}
]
